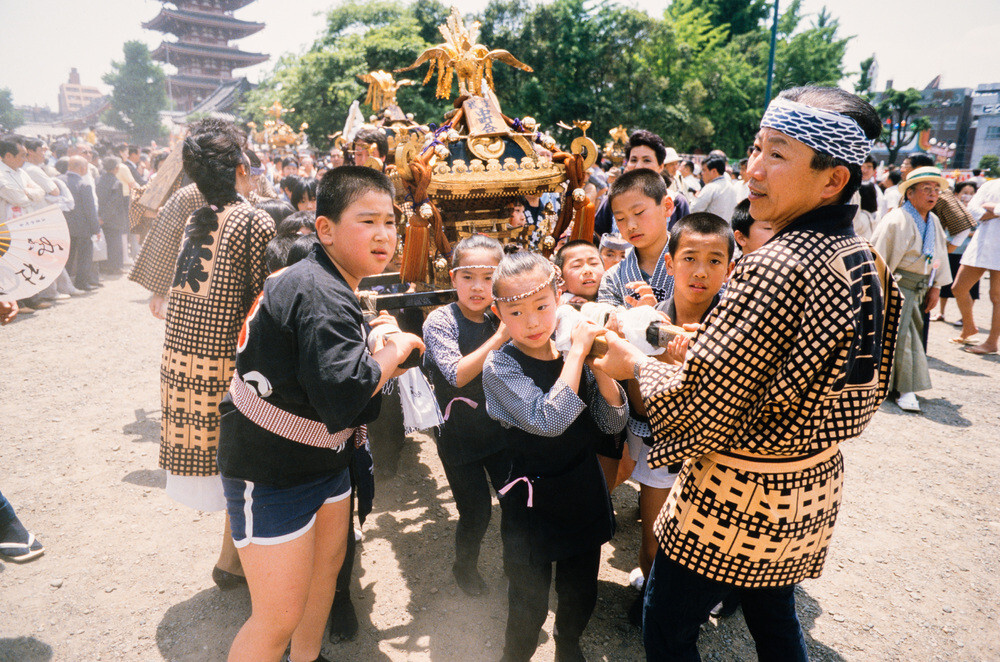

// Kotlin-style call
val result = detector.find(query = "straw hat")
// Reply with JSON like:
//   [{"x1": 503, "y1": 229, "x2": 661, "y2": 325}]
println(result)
[{"x1": 898, "y1": 166, "x2": 950, "y2": 198}]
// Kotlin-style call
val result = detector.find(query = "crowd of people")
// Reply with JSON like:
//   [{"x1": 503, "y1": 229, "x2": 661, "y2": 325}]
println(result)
[{"x1": 1, "y1": 83, "x2": 998, "y2": 662}]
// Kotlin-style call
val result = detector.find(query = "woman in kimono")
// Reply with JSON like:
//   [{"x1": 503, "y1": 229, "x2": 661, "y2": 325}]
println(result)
[{"x1": 159, "y1": 123, "x2": 275, "y2": 587}]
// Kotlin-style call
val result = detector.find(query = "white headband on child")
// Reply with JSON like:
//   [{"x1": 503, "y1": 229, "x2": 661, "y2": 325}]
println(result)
[
  {"x1": 493, "y1": 265, "x2": 561, "y2": 303},
  {"x1": 599, "y1": 233, "x2": 631, "y2": 252},
  {"x1": 759, "y1": 97, "x2": 873, "y2": 166},
  {"x1": 449, "y1": 265, "x2": 498, "y2": 275}
]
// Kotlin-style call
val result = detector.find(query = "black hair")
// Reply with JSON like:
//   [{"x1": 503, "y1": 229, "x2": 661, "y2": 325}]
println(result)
[
  {"x1": 264, "y1": 234, "x2": 297, "y2": 273},
  {"x1": 23, "y1": 138, "x2": 44, "y2": 152},
  {"x1": 954, "y1": 180, "x2": 978, "y2": 195},
  {"x1": 667, "y1": 212, "x2": 735, "y2": 260},
  {"x1": 256, "y1": 198, "x2": 296, "y2": 225},
  {"x1": 187, "y1": 118, "x2": 246, "y2": 146},
  {"x1": 115, "y1": 142, "x2": 128, "y2": 154},
  {"x1": 54, "y1": 157, "x2": 69, "y2": 174},
  {"x1": 492, "y1": 250, "x2": 556, "y2": 300},
  {"x1": 554, "y1": 239, "x2": 600, "y2": 268},
  {"x1": 290, "y1": 177, "x2": 317, "y2": 210},
  {"x1": 858, "y1": 182, "x2": 878, "y2": 214},
  {"x1": 737, "y1": 157, "x2": 748, "y2": 169},
  {"x1": 0, "y1": 138, "x2": 20, "y2": 159},
  {"x1": 281, "y1": 156, "x2": 299, "y2": 170},
  {"x1": 624, "y1": 129, "x2": 666, "y2": 165},
  {"x1": 246, "y1": 150, "x2": 262, "y2": 168},
  {"x1": 315, "y1": 165, "x2": 395, "y2": 223},
  {"x1": 181, "y1": 125, "x2": 247, "y2": 243},
  {"x1": 102, "y1": 156, "x2": 120, "y2": 174},
  {"x1": 450, "y1": 234, "x2": 503, "y2": 269},
  {"x1": 730, "y1": 198, "x2": 754, "y2": 237},
  {"x1": 276, "y1": 210, "x2": 316, "y2": 237},
  {"x1": 681, "y1": 159, "x2": 695, "y2": 171},
  {"x1": 286, "y1": 233, "x2": 319, "y2": 266},
  {"x1": 152, "y1": 151, "x2": 169, "y2": 171},
  {"x1": 703, "y1": 155, "x2": 727, "y2": 177},
  {"x1": 887, "y1": 170, "x2": 903, "y2": 185},
  {"x1": 608, "y1": 168, "x2": 668, "y2": 207},
  {"x1": 908, "y1": 153, "x2": 935, "y2": 169},
  {"x1": 354, "y1": 128, "x2": 388, "y2": 162},
  {"x1": 128, "y1": 145, "x2": 140, "y2": 156},
  {"x1": 280, "y1": 174, "x2": 300, "y2": 193},
  {"x1": 972, "y1": 168, "x2": 981, "y2": 176},
  {"x1": 863, "y1": 155, "x2": 877, "y2": 167},
  {"x1": 776, "y1": 86, "x2": 882, "y2": 205}
]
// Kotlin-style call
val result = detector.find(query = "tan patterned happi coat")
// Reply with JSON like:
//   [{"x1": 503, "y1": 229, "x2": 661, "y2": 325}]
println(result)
[
  {"x1": 638, "y1": 205, "x2": 902, "y2": 588},
  {"x1": 159, "y1": 201, "x2": 274, "y2": 476},
  {"x1": 129, "y1": 183, "x2": 207, "y2": 296}
]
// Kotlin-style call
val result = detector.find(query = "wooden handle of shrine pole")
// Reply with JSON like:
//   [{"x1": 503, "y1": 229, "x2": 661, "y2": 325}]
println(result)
[{"x1": 586, "y1": 321, "x2": 693, "y2": 359}]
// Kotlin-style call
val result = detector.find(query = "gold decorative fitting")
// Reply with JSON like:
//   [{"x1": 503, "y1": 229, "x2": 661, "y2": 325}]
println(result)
[
  {"x1": 434, "y1": 257, "x2": 449, "y2": 273},
  {"x1": 395, "y1": 6, "x2": 533, "y2": 100},
  {"x1": 572, "y1": 188, "x2": 587, "y2": 202},
  {"x1": 434, "y1": 143, "x2": 451, "y2": 159},
  {"x1": 542, "y1": 236, "x2": 556, "y2": 250},
  {"x1": 445, "y1": 129, "x2": 461, "y2": 143},
  {"x1": 521, "y1": 117, "x2": 538, "y2": 132},
  {"x1": 468, "y1": 136, "x2": 506, "y2": 160},
  {"x1": 419, "y1": 203, "x2": 434, "y2": 220}
]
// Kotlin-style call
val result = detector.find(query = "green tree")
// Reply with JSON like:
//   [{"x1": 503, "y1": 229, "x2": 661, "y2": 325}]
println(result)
[
  {"x1": 876, "y1": 88, "x2": 931, "y2": 165},
  {"x1": 854, "y1": 55, "x2": 876, "y2": 100},
  {"x1": 979, "y1": 154, "x2": 999, "y2": 179},
  {"x1": 769, "y1": 2, "x2": 850, "y2": 91},
  {"x1": 0, "y1": 88, "x2": 24, "y2": 131},
  {"x1": 244, "y1": 0, "x2": 448, "y2": 147},
  {"x1": 102, "y1": 41, "x2": 167, "y2": 143},
  {"x1": 698, "y1": 0, "x2": 769, "y2": 38}
]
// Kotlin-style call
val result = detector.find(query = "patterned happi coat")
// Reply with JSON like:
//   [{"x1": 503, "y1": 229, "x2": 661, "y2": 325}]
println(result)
[
  {"x1": 637, "y1": 204, "x2": 901, "y2": 588},
  {"x1": 159, "y1": 201, "x2": 274, "y2": 476},
  {"x1": 129, "y1": 183, "x2": 206, "y2": 296}
]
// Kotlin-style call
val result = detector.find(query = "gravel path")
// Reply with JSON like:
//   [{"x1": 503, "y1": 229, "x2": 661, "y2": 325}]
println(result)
[{"x1": 1, "y1": 274, "x2": 997, "y2": 661}]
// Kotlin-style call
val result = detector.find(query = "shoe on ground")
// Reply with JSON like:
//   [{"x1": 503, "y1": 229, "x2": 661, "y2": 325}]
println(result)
[
  {"x1": 50, "y1": 293, "x2": 71, "y2": 301},
  {"x1": 897, "y1": 392, "x2": 921, "y2": 412},
  {"x1": 710, "y1": 595, "x2": 741, "y2": 619},
  {"x1": 78, "y1": 284, "x2": 99, "y2": 292},
  {"x1": 17, "y1": 305, "x2": 35, "y2": 315},
  {"x1": 211, "y1": 565, "x2": 247, "y2": 590},
  {"x1": 452, "y1": 563, "x2": 488, "y2": 596},
  {"x1": 66, "y1": 287, "x2": 86, "y2": 297},
  {"x1": 0, "y1": 518, "x2": 45, "y2": 563},
  {"x1": 328, "y1": 591, "x2": 359, "y2": 642},
  {"x1": 628, "y1": 566, "x2": 645, "y2": 591}
]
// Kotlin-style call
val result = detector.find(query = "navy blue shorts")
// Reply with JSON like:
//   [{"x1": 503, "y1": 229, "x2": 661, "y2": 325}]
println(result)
[{"x1": 222, "y1": 469, "x2": 351, "y2": 548}]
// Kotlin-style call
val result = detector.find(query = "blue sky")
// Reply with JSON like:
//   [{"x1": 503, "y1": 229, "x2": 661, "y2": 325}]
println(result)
[{"x1": 1, "y1": 0, "x2": 998, "y2": 109}]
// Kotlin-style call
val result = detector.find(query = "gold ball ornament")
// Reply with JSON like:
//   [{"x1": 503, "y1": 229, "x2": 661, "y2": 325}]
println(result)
[
  {"x1": 542, "y1": 236, "x2": 556, "y2": 250},
  {"x1": 521, "y1": 117, "x2": 538, "y2": 132},
  {"x1": 572, "y1": 188, "x2": 587, "y2": 202},
  {"x1": 419, "y1": 203, "x2": 434, "y2": 220},
  {"x1": 434, "y1": 257, "x2": 449, "y2": 273},
  {"x1": 406, "y1": 113, "x2": 415, "y2": 120},
  {"x1": 542, "y1": 135, "x2": 556, "y2": 150},
  {"x1": 446, "y1": 129, "x2": 461, "y2": 143},
  {"x1": 434, "y1": 143, "x2": 451, "y2": 159}
]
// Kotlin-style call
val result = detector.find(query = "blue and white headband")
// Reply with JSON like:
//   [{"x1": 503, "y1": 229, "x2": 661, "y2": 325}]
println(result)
[{"x1": 760, "y1": 97, "x2": 873, "y2": 166}]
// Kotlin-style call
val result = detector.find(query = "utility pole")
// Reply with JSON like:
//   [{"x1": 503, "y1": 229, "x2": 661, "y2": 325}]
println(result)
[{"x1": 764, "y1": 0, "x2": 780, "y2": 108}]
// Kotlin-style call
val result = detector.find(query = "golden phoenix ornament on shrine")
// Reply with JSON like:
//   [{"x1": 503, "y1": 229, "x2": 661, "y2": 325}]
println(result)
[{"x1": 395, "y1": 6, "x2": 533, "y2": 100}]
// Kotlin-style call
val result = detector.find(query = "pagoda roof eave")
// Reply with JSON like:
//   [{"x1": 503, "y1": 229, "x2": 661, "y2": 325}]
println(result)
[
  {"x1": 167, "y1": 74, "x2": 230, "y2": 91},
  {"x1": 151, "y1": 41, "x2": 269, "y2": 66},
  {"x1": 142, "y1": 7, "x2": 264, "y2": 37}
]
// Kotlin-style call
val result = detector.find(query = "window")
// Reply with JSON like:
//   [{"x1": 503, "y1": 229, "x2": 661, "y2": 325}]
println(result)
[
  {"x1": 986, "y1": 126, "x2": 1000, "y2": 140},
  {"x1": 944, "y1": 117, "x2": 958, "y2": 130}
]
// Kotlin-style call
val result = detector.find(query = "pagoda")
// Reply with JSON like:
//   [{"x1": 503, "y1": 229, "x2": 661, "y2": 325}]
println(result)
[{"x1": 144, "y1": 0, "x2": 268, "y2": 112}]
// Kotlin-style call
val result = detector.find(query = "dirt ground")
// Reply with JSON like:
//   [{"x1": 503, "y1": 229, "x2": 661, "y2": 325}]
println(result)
[{"x1": 1, "y1": 273, "x2": 998, "y2": 662}]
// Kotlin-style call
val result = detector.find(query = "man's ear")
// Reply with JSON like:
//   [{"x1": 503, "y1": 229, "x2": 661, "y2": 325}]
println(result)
[{"x1": 820, "y1": 165, "x2": 852, "y2": 203}]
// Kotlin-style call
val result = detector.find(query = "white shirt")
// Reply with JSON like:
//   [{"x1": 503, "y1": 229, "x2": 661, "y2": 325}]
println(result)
[
  {"x1": 0, "y1": 161, "x2": 46, "y2": 221},
  {"x1": 884, "y1": 185, "x2": 901, "y2": 211},
  {"x1": 690, "y1": 174, "x2": 739, "y2": 222}
]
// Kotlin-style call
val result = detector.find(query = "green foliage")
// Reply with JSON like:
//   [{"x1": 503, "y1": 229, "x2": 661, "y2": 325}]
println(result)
[
  {"x1": 979, "y1": 154, "x2": 999, "y2": 179},
  {"x1": 854, "y1": 55, "x2": 876, "y2": 99},
  {"x1": 876, "y1": 88, "x2": 931, "y2": 165},
  {"x1": 247, "y1": 0, "x2": 851, "y2": 159},
  {"x1": 0, "y1": 88, "x2": 24, "y2": 131},
  {"x1": 102, "y1": 41, "x2": 168, "y2": 143}
]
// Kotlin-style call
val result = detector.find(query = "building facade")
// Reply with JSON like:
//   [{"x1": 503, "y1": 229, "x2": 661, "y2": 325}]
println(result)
[
  {"x1": 967, "y1": 83, "x2": 1000, "y2": 172},
  {"x1": 144, "y1": 0, "x2": 268, "y2": 112},
  {"x1": 58, "y1": 68, "x2": 103, "y2": 117}
]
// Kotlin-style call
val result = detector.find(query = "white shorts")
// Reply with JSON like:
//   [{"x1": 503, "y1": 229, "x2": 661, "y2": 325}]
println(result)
[{"x1": 627, "y1": 428, "x2": 677, "y2": 490}]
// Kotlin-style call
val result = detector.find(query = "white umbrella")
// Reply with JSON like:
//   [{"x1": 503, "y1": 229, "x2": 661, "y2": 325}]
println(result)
[{"x1": 0, "y1": 205, "x2": 71, "y2": 300}]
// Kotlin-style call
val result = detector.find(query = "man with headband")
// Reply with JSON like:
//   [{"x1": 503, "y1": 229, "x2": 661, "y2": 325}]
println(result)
[{"x1": 595, "y1": 86, "x2": 902, "y2": 660}]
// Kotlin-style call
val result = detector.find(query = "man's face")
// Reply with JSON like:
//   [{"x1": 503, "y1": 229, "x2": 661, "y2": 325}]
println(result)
[
  {"x1": 746, "y1": 127, "x2": 845, "y2": 228},
  {"x1": 26, "y1": 145, "x2": 46, "y2": 165},
  {"x1": 329, "y1": 150, "x2": 344, "y2": 168},
  {"x1": 906, "y1": 182, "x2": 941, "y2": 215},
  {"x1": 663, "y1": 161, "x2": 679, "y2": 176},
  {"x1": 354, "y1": 141, "x2": 378, "y2": 165},
  {"x1": 900, "y1": 158, "x2": 913, "y2": 177},
  {"x1": 2, "y1": 144, "x2": 27, "y2": 169},
  {"x1": 680, "y1": 163, "x2": 694, "y2": 178},
  {"x1": 282, "y1": 162, "x2": 298, "y2": 177},
  {"x1": 861, "y1": 161, "x2": 875, "y2": 181},
  {"x1": 625, "y1": 145, "x2": 663, "y2": 173}
]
